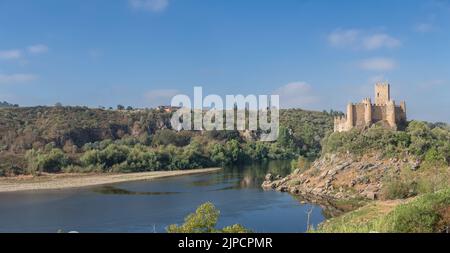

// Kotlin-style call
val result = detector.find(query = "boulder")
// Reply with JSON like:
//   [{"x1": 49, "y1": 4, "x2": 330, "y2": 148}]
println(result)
[
  {"x1": 365, "y1": 191, "x2": 377, "y2": 200},
  {"x1": 410, "y1": 160, "x2": 421, "y2": 171},
  {"x1": 264, "y1": 173, "x2": 274, "y2": 182},
  {"x1": 278, "y1": 186, "x2": 288, "y2": 192}
]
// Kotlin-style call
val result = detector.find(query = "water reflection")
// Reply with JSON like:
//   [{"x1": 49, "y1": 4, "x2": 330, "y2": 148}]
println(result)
[
  {"x1": 221, "y1": 160, "x2": 292, "y2": 189},
  {"x1": 93, "y1": 186, "x2": 181, "y2": 196},
  {"x1": 0, "y1": 160, "x2": 325, "y2": 233}
]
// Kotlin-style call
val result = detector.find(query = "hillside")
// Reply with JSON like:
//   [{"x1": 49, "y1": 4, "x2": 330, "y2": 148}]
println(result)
[
  {"x1": 263, "y1": 122, "x2": 450, "y2": 201},
  {"x1": 0, "y1": 106, "x2": 334, "y2": 176},
  {"x1": 0, "y1": 106, "x2": 172, "y2": 152},
  {"x1": 315, "y1": 188, "x2": 450, "y2": 233}
]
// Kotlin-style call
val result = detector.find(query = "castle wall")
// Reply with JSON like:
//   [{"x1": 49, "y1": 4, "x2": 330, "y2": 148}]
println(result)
[
  {"x1": 386, "y1": 101, "x2": 397, "y2": 129},
  {"x1": 333, "y1": 83, "x2": 406, "y2": 132},
  {"x1": 372, "y1": 105, "x2": 387, "y2": 122},
  {"x1": 334, "y1": 116, "x2": 348, "y2": 132},
  {"x1": 395, "y1": 106, "x2": 406, "y2": 124},
  {"x1": 353, "y1": 104, "x2": 366, "y2": 127}
]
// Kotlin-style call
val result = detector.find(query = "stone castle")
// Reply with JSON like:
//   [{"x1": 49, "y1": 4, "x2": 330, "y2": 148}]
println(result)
[{"x1": 334, "y1": 82, "x2": 407, "y2": 132}]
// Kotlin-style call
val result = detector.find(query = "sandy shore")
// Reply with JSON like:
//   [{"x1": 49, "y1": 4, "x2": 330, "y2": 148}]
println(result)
[{"x1": 0, "y1": 168, "x2": 222, "y2": 193}]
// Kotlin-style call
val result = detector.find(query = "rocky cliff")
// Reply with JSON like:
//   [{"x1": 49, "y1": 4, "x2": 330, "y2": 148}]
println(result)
[{"x1": 262, "y1": 152, "x2": 421, "y2": 201}]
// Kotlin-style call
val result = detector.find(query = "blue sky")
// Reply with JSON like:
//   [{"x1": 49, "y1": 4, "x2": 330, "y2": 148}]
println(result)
[{"x1": 0, "y1": 0, "x2": 449, "y2": 122}]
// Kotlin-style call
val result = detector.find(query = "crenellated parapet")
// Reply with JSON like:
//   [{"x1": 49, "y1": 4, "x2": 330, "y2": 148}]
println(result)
[
  {"x1": 334, "y1": 115, "x2": 348, "y2": 132},
  {"x1": 375, "y1": 82, "x2": 391, "y2": 105}
]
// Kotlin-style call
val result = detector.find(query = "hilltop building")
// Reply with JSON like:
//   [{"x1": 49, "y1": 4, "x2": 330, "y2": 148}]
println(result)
[
  {"x1": 157, "y1": 105, "x2": 181, "y2": 113},
  {"x1": 334, "y1": 82, "x2": 407, "y2": 132}
]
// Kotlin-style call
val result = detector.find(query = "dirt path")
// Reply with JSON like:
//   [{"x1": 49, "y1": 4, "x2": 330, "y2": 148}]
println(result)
[{"x1": 0, "y1": 168, "x2": 222, "y2": 193}]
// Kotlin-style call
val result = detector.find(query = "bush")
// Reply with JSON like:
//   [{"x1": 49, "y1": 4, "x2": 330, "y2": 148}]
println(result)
[
  {"x1": 382, "y1": 178, "x2": 418, "y2": 200},
  {"x1": 167, "y1": 202, "x2": 251, "y2": 233},
  {"x1": 152, "y1": 129, "x2": 191, "y2": 147},
  {"x1": 315, "y1": 188, "x2": 450, "y2": 233},
  {"x1": 381, "y1": 188, "x2": 450, "y2": 232},
  {"x1": 206, "y1": 130, "x2": 241, "y2": 141},
  {"x1": 209, "y1": 143, "x2": 230, "y2": 165},
  {"x1": 0, "y1": 166, "x2": 24, "y2": 177},
  {"x1": 62, "y1": 164, "x2": 104, "y2": 173},
  {"x1": 322, "y1": 121, "x2": 450, "y2": 167},
  {"x1": 291, "y1": 156, "x2": 311, "y2": 173},
  {"x1": 80, "y1": 144, "x2": 129, "y2": 169},
  {"x1": 423, "y1": 147, "x2": 447, "y2": 166},
  {"x1": 25, "y1": 148, "x2": 69, "y2": 174}
]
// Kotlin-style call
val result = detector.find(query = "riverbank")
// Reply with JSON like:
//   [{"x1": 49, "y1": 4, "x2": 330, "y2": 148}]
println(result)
[{"x1": 0, "y1": 168, "x2": 222, "y2": 193}]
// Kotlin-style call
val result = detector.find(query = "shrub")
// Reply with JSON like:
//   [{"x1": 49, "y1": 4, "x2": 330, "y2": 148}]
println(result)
[
  {"x1": 382, "y1": 178, "x2": 418, "y2": 200},
  {"x1": 25, "y1": 148, "x2": 69, "y2": 174},
  {"x1": 62, "y1": 164, "x2": 104, "y2": 173},
  {"x1": 152, "y1": 129, "x2": 191, "y2": 147},
  {"x1": 381, "y1": 188, "x2": 450, "y2": 232},
  {"x1": 322, "y1": 121, "x2": 450, "y2": 168},
  {"x1": 315, "y1": 188, "x2": 450, "y2": 233},
  {"x1": 167, "y1": 202, "x2": 251, "y2": 233},
  {"x1": 210, "y1": 143, "x2": 230, "y2": 165},
  {"x1": 291, "y1": 156, "x2": 311, "y2": 173},
  {"x1": 0, "y1": 166, "x2": 24, "y2": 177},
  {"x1": 423, "y1": 147, "x2": 446, "y2": 166}
]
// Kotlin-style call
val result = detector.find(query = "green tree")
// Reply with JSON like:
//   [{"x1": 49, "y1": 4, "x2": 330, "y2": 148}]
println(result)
[
  {"x1": 225, "y1": 139, "x2": 243, "y2": 163},
  {"x1": 152, "y1": 129, "x2": 191, "y2": 147},
  {"x1": 210, "y1": 143, "x2": 230, "y2": 165},
  {"x1": 424, "y1": 147, "x2": 446, "y2": 164},
  {"x1": 25, "y1": 148, "x2": 69, "y2": 174},
  {"x1": 277, "y1": 126, "x2": 293, "y2": 147},
  {"x1": 407, "y1": 121, "x2": 433, "y2": 156},
  {"x1": 166, "y1": 202, "x2": 251, "y2": 233}
]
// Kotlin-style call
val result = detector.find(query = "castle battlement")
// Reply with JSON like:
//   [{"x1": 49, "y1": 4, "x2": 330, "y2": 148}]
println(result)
[{"x1": 334, "y1": 83, "x2": 407, "y2": 132}]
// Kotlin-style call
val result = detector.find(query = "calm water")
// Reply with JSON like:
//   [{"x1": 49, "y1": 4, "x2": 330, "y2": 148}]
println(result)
[{"x1": 0, "y1": 161, "x2": 325, "y2": 233}]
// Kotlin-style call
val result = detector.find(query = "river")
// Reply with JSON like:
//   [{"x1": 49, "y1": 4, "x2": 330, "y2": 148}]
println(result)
[{"x1": 0, "y1": 161, "x2": 325, "y2": 233}]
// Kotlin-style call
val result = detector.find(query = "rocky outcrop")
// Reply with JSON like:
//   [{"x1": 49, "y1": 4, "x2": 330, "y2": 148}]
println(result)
[{"x1": 262, "y1": 153, "x2": 421, "y2": 201}]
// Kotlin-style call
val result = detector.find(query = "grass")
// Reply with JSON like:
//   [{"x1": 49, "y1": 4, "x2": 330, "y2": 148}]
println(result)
[
  {"x1": 331, "y1": 197, "x2": 369, "y2": 212},
  {"x1": 314, "y1": 187, "x2": 450, "y2": 233}
]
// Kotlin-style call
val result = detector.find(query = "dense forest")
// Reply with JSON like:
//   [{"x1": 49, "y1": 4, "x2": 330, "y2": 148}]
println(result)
[{"x1": 0, "y1": 106, "x2": 334, "y2": 176}]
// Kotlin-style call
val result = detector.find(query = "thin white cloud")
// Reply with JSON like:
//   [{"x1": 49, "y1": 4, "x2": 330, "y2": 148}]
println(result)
[
  {"x1": 328, "y1": 29, "x2": 360, "y2": 48},
  {"x1": 414, "y1": 23, "x2": 435, "y2": 33},
  {"x1": 362, "y1": 34, "x2": 401, "y2": 50},
  {"x1": 129, "y1": 0, "x2": 169, "y2": 12},
  {"x1": 328, "y1": 29, "x2": 401, "y2": 50},
  {"x1": 0, "y1": 73, "x2": 38, "y2": 84},
  {"x1": 144, "y1": 88, "x2": 180, "y2": 107},
  {"x1": 273, "y1": 82, "x2": 320, "y2": 109},
  {"x1": 359, "y1": 58, "x2": 397, "y2": 71},
  {"x1": 0, "y1": 49, "x2": 22, "y2": 60},
  {"x1": 27, "y1": 44, "x2": 48, "y2": 54}
]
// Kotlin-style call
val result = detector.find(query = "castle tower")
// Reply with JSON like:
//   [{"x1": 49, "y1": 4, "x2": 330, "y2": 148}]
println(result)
[
  {"x1": 386, "y1": 100, "x2": 397, "y2": 129},
  {"x1": 333, "y1": 83, "x2": 406, "y2": 132},
  {"x1": 362, "y1": 98, "x2": 372, "y2": 126},
  {"x1": 375, "y1": 82, "x2": 390, "y2": 105},
  {"x1": 399, "y1": 101, "x2": 407, "y2": 124},
  {"x1": 346, "y1": 103, "x2": 354, "y2": 130},
  {"x1": 400, "y1": 101, "x2": 406, "y2": 114}
]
